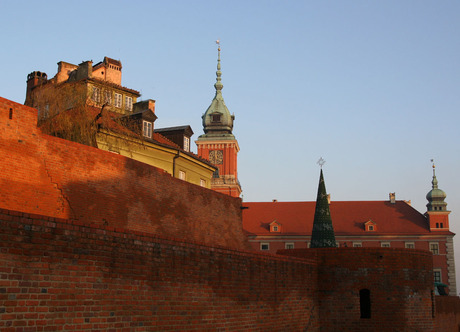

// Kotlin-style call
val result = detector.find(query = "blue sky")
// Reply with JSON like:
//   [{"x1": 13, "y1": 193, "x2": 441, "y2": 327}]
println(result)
[{"x1": 2, "y1": 0, "x2": 460, "y2": 289}]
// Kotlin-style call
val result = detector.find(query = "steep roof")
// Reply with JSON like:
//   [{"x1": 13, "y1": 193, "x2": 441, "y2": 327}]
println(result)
[{"x1": 242, "y1": 200, "x2": 454, "y2": 236}]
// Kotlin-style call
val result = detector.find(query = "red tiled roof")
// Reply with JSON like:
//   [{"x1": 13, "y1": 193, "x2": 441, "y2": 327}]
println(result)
[{"x1": 242, "y1": 201, "x2": 453, "y2": 236}]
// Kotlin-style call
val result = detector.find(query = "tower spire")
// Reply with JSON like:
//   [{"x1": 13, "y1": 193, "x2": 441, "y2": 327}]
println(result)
[
  {"x1": 426, "y1": 159, "x2": 447, "y2": 212},
  {"x1": 310, "y1": 160, "x2": 336, "y2": 248},
  {"x1": 215, "y1": 40, "x2": 223, "y2": 93}
]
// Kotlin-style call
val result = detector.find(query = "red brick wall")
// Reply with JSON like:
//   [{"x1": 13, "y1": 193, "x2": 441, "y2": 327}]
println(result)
[
  {"x1": 435, "y1": 296, "x2": 460, "y2": 331},
  {"x1": 0, "y1": 209, "x2": 320, "y2": 331},
  {"x1": 278, "y1": 248, "x2": 435, "y2": 331},
  {"x1": 0, "y1": 97, "x2": 249, "y2": 251}
]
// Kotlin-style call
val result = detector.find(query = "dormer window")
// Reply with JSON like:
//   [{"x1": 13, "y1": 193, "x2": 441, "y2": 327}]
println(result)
[
  {"x1": 143, "y1": 121, "x2": 152, "y2": 138},
  {"x1": 270, "y1": 221, "x2": 281, "y2": 232},
  {"x1": 211, "y1": 113, "x2": 221, "y2": 122},
  {"x1": 364, "y1": 220, "x2": 377, "y2": 232}
]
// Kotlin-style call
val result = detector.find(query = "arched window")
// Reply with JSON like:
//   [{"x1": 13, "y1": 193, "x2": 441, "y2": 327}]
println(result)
[{"x1": 360, "y1": 289, "x2": 371, "y2": 318}]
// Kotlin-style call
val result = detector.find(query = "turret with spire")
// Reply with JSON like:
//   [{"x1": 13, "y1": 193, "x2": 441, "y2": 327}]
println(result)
[
  {"x1": 426, "y1": 160, "x2": 450, "y2": 230},
  {"x1": 310, "y1": 159, "x2": 337, "y2": 248},
  {"x1": 199, "y1": 40, "x2": 235, "y2": 140},
  {"x1": 196, "y1": 41, "x2": 241, "y2": 197}
]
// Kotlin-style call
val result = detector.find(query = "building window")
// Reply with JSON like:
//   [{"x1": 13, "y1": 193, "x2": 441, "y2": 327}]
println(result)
[
  {"x1": 433, "y1": 270, "x2": 442, "y2": 283},
  {"x1": 381, "y1": 242, "x2": 390, "y2": 248},
  {"x1": 114, "y1": 93, "x2": 122, "y2": 108},
  {"x1": 405, "y1": 242, "x2": 415, "y2": 249},
  {"x1": 353, "y1": 242, "x2": 362, "y2": 247},
  {"x1": 184, "y1": 136, "x2": 190, "y2": 152},
  {"x1": 285, "y1": 243, "x2": 294, "y2": 249},
  {"x1": 260, "y1": 243, "x2": 269, "y2": 251},
  {"x1": 430, "y1": 243, "x2": 439, "y2": 255},
  {"x1": 200, "y1": 179, "x2": 206, "y2": 187},
  {"x1": 125, "y1": 96, "x2": 133, "y2": 111},
  {"x1": 273, "y1": 226, "x2": 278, "y2": 232},
  {"x1": 360, "y1": 289, "x2": 371, "y2": 319},
  {"x1": 91, "y1": 87, "x2": 101, "y2": 103},
  {"x1": 368, "y1": 225, "x2": 374, "y2": 231},
  {"x1": 104, "y1": 91, "x2": 112, "y2": 105},
  {"x1": 178, "y1": 171, "x2": 186, "y2": 180},
  {"x1": 143, "y1": 121, "x2": 152, "y2": 138}
]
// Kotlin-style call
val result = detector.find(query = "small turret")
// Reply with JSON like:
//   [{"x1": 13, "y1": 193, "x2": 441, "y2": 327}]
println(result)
[
  {"x1": 426, "y1": 160, "x2": 450, "y2": 231},
  {"x1": 426, "y1": 162, "x2": 447, "y2": 212}
]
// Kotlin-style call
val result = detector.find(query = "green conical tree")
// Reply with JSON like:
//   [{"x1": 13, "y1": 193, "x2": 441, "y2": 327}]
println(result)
[{"x1": 310, "y1": 169, "x2": 337, "y2": 248}]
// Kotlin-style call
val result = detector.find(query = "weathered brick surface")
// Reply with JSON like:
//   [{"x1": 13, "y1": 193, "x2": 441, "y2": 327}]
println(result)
[
  {"x1": 0, "y1": 97, "x2": 249, "y2": 251},
  {"x1": 0, "y1": 96, "x2": 441, "y2": 331},
  {"x1": 435, "y1": 296, "x2": 460, "y2": 331},
  {"x1": 278, "y1": 248, "x2": 435, "y2": 331},
  {"x1": 0, "y1": 210, "x2": 319, "y2": 331}
]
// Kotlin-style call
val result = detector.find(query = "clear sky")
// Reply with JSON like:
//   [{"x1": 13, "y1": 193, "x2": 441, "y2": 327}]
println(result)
[{"x1": 2, "y1": 0, "x2": 460, "y2": 290}]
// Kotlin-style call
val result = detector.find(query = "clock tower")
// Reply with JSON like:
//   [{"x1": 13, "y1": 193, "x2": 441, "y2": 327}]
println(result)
[{"x1": 196, "y1": 42, "x2": 241, "y2": 197}]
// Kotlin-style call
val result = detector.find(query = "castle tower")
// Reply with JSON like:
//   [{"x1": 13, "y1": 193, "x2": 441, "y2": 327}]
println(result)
[
  {"x1": 310, "y1": 162, "x2": 337, "y2": 248},
  {"x1": 310, "y1": 163, "x2": 336, "y2": 248},
  {"x1": 196, "y1": 41, "x2": 241, "y2": 197},
  {"x1": 426, "y1": 161, "x2": 450, "y2": 231}
]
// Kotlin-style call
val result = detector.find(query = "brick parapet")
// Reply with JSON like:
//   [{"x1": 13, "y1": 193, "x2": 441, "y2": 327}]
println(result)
[
  {"x1": 0, "y1": 208, "x2": 320, "y2": 331},
  {"x1": 0, "y1": 97, "x2": 249, "y2": 251}
]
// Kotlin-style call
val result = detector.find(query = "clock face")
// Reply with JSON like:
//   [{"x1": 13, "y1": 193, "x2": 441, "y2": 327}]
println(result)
[{"x1": 209, "y1": 150, "x2": 223, "y2": 165}]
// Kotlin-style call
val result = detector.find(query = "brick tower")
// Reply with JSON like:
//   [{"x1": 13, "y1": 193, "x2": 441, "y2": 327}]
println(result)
[{"x1": 196, "y1": 42, "x2": 241, "y2": 197}]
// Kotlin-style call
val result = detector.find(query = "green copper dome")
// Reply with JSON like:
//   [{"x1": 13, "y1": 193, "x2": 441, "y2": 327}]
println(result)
[
  {"x1": 426, "y1": 164, "x2": 448, "y2": 212},
  {"x1": 198, "y1": 43, "x2": 235, "y2": 141}
]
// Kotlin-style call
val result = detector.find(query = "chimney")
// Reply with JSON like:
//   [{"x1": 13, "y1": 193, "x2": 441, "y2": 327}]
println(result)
[
  {"x1": 272, "y1": 199, "x2": 277, "y2": 202},
  {"x1": 389, "y1": 192, "x2": 396, "y2": 204},
  {"x1": 25, "y1": 71, "x2": 48, "y2": 106},
  {"x1": 76, "y1": 60, "x2": 93, "y2": 80}
]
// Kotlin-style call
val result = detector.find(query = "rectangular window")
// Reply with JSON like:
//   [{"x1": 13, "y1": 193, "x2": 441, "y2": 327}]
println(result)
[
  {"x1": 104, "y1": 91, "x2": 112, "y2": 105},
  {"x1": 143, "y1": 121, "x2": 152, "y2": 138},
  {"x1": 433, "y1": 270, "x2": 442, "y2": 283},
  {"x1": 125, "y1": 96, "x2": 133, "y2": 111},
  {"x1": 381, "y1": 242, "x2": 390, "y2": 248},
  {"x1": 114, "y1": 93, "x2": 122, "y2": 108},
  {"x1": 405, "y1": 242, "x2": 415, "y2": 249},
  {"x1": 91, "y1": 87, "x2": 101, "y2": 103},
  {"x1": 353, "y1": 242, "x2": 362, "y2": 247},
  {"x1": 183, "y1": 136, "x2": 190, "y2": 152},
  {"x1": 260, "y1": 243, "x2": 269, "y2": 251},
  {"x1": 285, "y1": 243, "x2": 294, "y2": 249},
  {"x1": 430, "y1": 243, "x2": 439, "y2": 255},
  {"x1": 200, "y1": 179, "x2": 206, "y2": 187},
  {"x1": 178, "y1": 170, "x2": 186, "y2": 180}
]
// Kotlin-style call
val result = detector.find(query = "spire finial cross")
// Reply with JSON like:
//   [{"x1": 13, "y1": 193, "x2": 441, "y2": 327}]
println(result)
[{"x1": 317, "y1": 157, "x2": 326, "y2": 168}]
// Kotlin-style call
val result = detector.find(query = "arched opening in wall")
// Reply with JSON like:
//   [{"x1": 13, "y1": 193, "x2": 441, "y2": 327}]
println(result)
[{"x1": 360, "y1": 289, "x2": 371, "y2": 318}]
